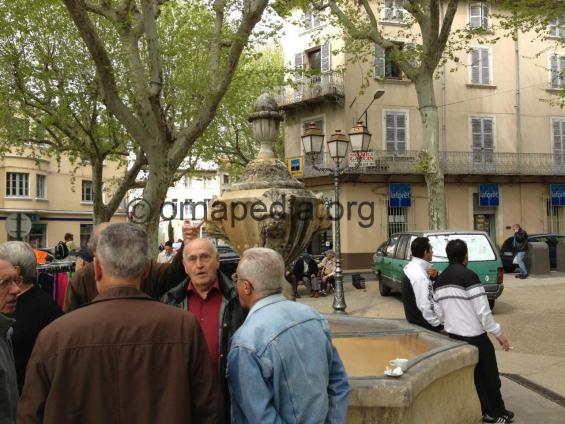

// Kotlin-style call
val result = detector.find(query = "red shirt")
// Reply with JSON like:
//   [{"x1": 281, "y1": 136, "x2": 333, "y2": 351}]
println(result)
[{"x1": 187, "y1": 280, "x2": 222, "y2": 371}]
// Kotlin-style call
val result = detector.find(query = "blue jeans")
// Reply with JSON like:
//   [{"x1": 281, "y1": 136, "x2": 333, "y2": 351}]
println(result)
[{"x1": 515, "y1": 251, "x2": 527, "y2": 275}]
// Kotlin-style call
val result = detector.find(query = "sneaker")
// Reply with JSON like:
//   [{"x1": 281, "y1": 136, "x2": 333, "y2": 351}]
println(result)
[
  {"x1": 483, "y1": 413, "x2": 513, "y2": 423},
  {"x1": 503, "y1": 410, "x2": 515, "y2": 420},
  {"x1": 514, "y1": 274, "x2": 522, "y2": 279},
  {"x1": 519, "y1": 273, "x2": 528, "y2": 279}
]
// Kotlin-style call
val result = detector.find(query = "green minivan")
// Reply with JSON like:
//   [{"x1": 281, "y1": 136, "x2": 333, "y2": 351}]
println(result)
[{"x1": 372, "y1": 231, "x2": 504, "y2": 309}]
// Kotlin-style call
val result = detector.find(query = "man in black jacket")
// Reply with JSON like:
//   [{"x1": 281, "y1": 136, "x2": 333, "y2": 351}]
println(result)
[
  {"x1": 160, "y1": 238, "x2": 245, "y2": 423},
  {"x1": 511, "y1": 224, "x2": 528, "y2": 279},
  {"x1": 292, "y1": 252, "x2": 320, "y2": 298}
]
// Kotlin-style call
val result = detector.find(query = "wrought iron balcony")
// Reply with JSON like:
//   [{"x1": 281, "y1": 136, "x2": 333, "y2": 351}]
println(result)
[
  {"x1": 301, "y1": 150, "x2": 565, "y2": 177},
  {"x1": 275, "y1": 72, "x2": 345, "y2": 110}
]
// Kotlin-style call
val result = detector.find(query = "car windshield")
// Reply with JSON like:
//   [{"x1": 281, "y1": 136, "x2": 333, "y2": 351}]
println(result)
[{"x1": 428, "y1": 234, "x2": 496, "y2": 262}]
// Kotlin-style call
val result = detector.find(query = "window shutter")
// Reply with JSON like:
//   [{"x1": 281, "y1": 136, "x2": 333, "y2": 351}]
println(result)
[
  {"x1": 550, "y1": 54, "x2": 560, "y2": 88},
  {"x1": 303, "y1": 11, "x2": 312, "y2": 30},
  {"x1": 312, "y1": 13, "x2": 320, "y2": 28},
  {"x1": 374, "y1": 44, "x2": 386, "y2": 79},
  {"x1": 321, "y1": 42, "x2": 331, "y2": 73},
  {"x1": 385, "y1": 112, "x2": 395, "y2": 151},
  {"x1": 294, "y1": 52, "x2": 304, "y2": 81},
  {"x1": 471, "y1": 49, "x2": 480, "y2": 84},
  {"x1": 383, "y1": 0, "x2": 393, "y2": 20},
  {"x1": 470, "y1": 4, "x2": 481, "y2": 28},
  {"x1": 483, "y1": 119, "x2": 493, "y2": 150},
  {"x1": 481, "y1": 48, "x2": 490, "y2": 84},
  {"x1": 393, "y1": 0, "x2": 404, "y2": 21},
  {"x1": 471, "y1": 118, "x2": 483, "y2": 149},
  {"x1": 553, "y1": 120, "x2": 563, "y2": 152},
  {"x1": 396, "y1": 113, "x2": 406, "y2": 149},
  {"x1": 481, "y1": 3, "x2": 489, "y2": 30},
  {"x1": 549, "y1": 19, "x2": 558, "y2": 37}
]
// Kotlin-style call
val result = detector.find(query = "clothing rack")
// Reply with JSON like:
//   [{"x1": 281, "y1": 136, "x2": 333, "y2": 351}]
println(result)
[{"x1": 37, "y1": 260, "x2": 75, "y2": 308}]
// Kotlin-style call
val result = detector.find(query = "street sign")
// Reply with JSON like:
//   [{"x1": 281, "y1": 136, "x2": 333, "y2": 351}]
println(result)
[
  {"x1": 348, "y1": 151, "x2": 374, "y2": 167},
  {"x1": 550, "y1": 184, "x2": 565, "y2": 206},
  {"x1": 479, "y1": 183, "x2": 499, "y2": 207},
  {"x1": 5, "y1": 213, "x2": 32, "y2": 239},
  {"x1": 389, "y1": 183, "x2": 411, "y2": 208}
]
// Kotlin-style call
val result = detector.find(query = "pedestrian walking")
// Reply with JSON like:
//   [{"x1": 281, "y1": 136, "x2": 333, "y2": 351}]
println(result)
[{"x1": 511, "y1": 224, "x2": 528, "y2": 279}]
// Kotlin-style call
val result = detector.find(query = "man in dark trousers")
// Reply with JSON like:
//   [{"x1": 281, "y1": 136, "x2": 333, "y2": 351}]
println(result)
[
  {"x1": 19, "y1": 223, "x2": 220, "y2": 423},
  {"x1": 401, "y1": 237, "x2": 443, "y2": 332},
  {"x1": 292, "y1": 252, "x2": 320, "y2": 298},
  {"x1": 511, "y1": 224, "x2": 528, "y2": 279},
  {"x1": 435, "y1": 239, "x2": 514, "y2": 424}
]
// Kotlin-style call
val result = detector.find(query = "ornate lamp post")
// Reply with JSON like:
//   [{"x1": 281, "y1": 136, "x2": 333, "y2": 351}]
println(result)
[{"x1": 301, "y1": 122, "x2": 372, "y2": 314}]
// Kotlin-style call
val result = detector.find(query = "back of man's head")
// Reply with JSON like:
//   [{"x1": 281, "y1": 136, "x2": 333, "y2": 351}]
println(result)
[
  {"x1": 239, "y1": 248, "x2": 285, "y2": 293},
  {"x1": 87, "y1": 222, "x2": 111, "y2": 255},
  {"x1": 96, "y1": 223, "x2": 148, "y2": 280},
  {"x1": 0, "y1": 241, "x2": 37, "y2": 284},
  {"x1": 446, "y1": 239, "x2": 468, "y2": 264},
  {"x1": 411, "y1": 237, "x2": 430, "y2": 259}
]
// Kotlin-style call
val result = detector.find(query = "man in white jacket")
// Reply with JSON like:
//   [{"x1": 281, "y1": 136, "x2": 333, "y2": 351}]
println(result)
[
  {"x1": 435, "y1": 239, "x2": 513, "y2": 424},
  {"x1": 401, "y1": 237, "x2": 444, "y2": 332}
]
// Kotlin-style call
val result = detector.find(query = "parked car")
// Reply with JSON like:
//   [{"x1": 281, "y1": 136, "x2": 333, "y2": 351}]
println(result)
[
  {"x1": 500, "y1": 233, "x2": 565, "y2": 272},
  {"x1": 372, "y1": 231, "x2": 504, "y2": 309}
]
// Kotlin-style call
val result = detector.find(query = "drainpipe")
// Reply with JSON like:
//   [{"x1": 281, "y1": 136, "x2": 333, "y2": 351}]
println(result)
[{"x1": 514, "y1": 17, "x2": 524, "y2": 224}]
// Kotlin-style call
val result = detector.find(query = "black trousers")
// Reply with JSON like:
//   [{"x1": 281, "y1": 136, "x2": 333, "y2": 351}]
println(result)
[{"x1": 449, "y1": 332, "x2": 506, "y2": 417}]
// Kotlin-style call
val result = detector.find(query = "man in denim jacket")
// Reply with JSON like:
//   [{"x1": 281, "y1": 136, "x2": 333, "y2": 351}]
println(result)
[{"x1": 227, "y1": 248, "x2": 350, "y2": 423}]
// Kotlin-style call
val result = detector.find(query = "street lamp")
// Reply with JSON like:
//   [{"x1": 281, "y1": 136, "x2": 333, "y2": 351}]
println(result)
[
  {"x1": 301, "y1": 123, "x2": 372, "y2": 314},
  {"x1": 358, "y1": 90, "x2": 385, "y2": 127}
]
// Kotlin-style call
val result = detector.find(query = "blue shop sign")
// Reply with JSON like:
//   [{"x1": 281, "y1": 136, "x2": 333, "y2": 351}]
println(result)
[
  {"x1": 550, "y1": 184, "x2": 565, "y2": 206},
  {"x1": 389, "y1": 183, "x2": 411, "y2": 208},
  {"x1": 479, "y1": 183, "x2": 499, "y2": 207}
]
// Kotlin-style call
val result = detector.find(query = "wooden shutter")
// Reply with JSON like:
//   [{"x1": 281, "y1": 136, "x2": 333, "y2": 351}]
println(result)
[
  {"x1": 321, "y1": 42, "x2": 331, "y2": 73},
  {"x1": 483, "y1": 119, "x2": 493, "y2": 150},
  {"x1": 481, "y1": 48, "x2": 490, "y2": 84},
  {"x1": 385, "y1": 112, "x2": 396, "y2": 152},
  {"x1": 374, "y1": 44, "x2": 386, "y2": 79},
  {"x1": 553, "y1": 120, "x2": 563, "y2": 153},
  {"x1": 551, "y1": 54, "x2": 560, "y2": 88},
  {"x1": 294, "y1": 52, "x2": 304, "y2": 81},
  {"x1": 549, "y1": 19, "x2": 558, "y2": 37},
  {"x1": 312, "y1": 12, "x2": 320, "y2": 28},
  {"x1": 481, "y1": 3, "x2": 489, "y2": 30},
  {"x1": 471, "y1": 118, "x2": 483, "y2": 149},
  {"x1": 471, "y1": 49, "x2": 480, "y2": 84},
  {"x1": 303, "y1": 11, "x2": 312, "y2": 30},
  {"x1": 470, "y1": 3, "x2": 481, "y2": 28},
  {"x1": 396, "y1": 113, "x2": 406, "y2": 152}
]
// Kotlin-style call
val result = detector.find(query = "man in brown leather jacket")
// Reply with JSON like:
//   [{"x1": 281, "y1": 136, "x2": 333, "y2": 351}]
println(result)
[{"x1": 19, "y1": 223, "x2": 220, "y2": 423}]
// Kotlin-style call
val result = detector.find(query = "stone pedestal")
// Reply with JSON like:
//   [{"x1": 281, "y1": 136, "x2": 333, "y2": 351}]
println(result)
[{"x1": 526, "y1": 242, "x2": 550, "y2": 275}]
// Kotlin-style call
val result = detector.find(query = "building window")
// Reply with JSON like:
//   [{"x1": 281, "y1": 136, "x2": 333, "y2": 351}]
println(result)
[
  {"x1": 550, "y1": 53, "x2": 565, "y2": 88},
  {"x1": 183, "y1": 175, "x2": 192, "y2": 188},
  {"x1": 384, "y1": 111, "x2": 407, "y2": 153},
  {"x1": 82, "y1": 180, "x2": 93, "y2": 202},
  {"x1": 6, "y1": 172, "x2": 29, "y2": 197},
  {"x1": 374, "y1": 43, "x2": 416, "y2": 80},
  {"x1": 470, "y1": 47, "x2": 491, "y2": 85},
  {"x1": 29, "y1": 224, "x2": 47, "y2": 248},
  {"x1": 381, "y1": 0, "x2": 405, "y2": 23},
  {"x1": 36, "y1": 175, "x2": 46, "y2": 199},
  {"x1": 223, "y1": 174, "x2": 229, "y2": 184},
  {"x1": 302, "y1": 9, "x2": 321, "y2": 31},
  {"x1": 552, "y1": 119, "x2": 565, "y2": 164},
  {"x1": 469, "y1": 2, "x2": 489, "y2": 30},
  {"x1": 80, "y1": 224, "x2": 93, "y2": 248},
  {"x1": 470, "y1": 117, "x2": 494, "y2": 163},
  {"x1": 549, "y1": 17, "x2": 565, "y2": 37}
]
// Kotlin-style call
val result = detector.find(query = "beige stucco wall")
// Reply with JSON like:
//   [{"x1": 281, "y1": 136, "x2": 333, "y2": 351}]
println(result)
[{"x1": 1, "y1": 148, "x2": 127, "y2": 246}]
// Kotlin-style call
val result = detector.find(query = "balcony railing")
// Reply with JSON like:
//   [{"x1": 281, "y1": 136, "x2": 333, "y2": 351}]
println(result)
[
  {"x1": 301, "y1": 150, "x2": 565, "y2": 177},
  {"x1": 275, "y1": 72, "x2": 345, "y2": 109}
]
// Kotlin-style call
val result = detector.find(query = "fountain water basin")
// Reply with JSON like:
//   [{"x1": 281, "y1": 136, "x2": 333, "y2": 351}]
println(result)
[{"x1": 326, "y1": 315, "x2": 482, "y2": 424}]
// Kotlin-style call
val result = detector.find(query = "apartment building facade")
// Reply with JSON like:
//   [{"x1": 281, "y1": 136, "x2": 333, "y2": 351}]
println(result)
[
  {"x1": 0, "y1": 148, "x2": 127, "y2": 248},
  {"x1": 279, "y1": 1, "x2": 565, "y2": 270}
]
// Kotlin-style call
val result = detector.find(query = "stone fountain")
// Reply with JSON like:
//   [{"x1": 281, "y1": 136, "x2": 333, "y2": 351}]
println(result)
[
  {"x1": 205, "y1": 93, "x2": 330, "y2": 264},
  {"x1": 206, "y1": 94, "x2": 481, "y2": 423}
]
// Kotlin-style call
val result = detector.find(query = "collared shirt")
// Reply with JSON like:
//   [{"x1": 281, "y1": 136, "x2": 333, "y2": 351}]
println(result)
[
  {"x1": 227, "y1": 294, "x2": 350, "y2": 423},
  {"x1": 187, "y1": 280, "x2": 222, "y2": 371}
]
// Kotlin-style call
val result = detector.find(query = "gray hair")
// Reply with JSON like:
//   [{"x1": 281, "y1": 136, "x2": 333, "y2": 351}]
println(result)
[
  {"x1": 238, "y1": 247, "x2": 285, "y2": 292},
  {"x1": 0, "y1": 241, "x2": 37, "y2": 284},
  {"x1": 96, "y1": 223, "x2": 148, "y2": 279}
]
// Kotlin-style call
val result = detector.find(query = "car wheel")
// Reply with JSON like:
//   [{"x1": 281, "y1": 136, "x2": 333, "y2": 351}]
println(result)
[
  {"x1": 378, "y1": 274, "x2": 391, "y2": 296},
  {"x1": 488, "y1": 299, "x2": 495, "y2": 310}
]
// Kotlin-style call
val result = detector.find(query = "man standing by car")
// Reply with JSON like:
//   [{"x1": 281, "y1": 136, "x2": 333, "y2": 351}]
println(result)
[
  {"x1": 512, "y1": 224, "x2": 529, "y2": 279},
  {"x1": 401, "y1": 237, "x2": 444, "y2": 332},
  {"x1": 435, "y1": 239, "x2": 514, "y2": 424}
]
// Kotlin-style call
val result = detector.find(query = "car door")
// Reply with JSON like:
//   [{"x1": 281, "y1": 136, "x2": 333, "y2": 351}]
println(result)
[
  {"x1": 390, "y1": 234, "x2": 411, "y2": 290},
  {"x1": 372, "y1": 241, "x2": 388, "y2": 275},
  {"x1": 382, "y1": 234, "x2": 400, "y2": 284}
]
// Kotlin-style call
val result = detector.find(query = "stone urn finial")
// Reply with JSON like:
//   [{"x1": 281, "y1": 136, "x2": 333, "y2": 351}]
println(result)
[{"x1": 248, "y1": 93, "x2": 283, "y2": 160}]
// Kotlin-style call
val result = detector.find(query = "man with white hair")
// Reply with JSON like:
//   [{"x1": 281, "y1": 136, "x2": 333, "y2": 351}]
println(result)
[
  {"x1": 227, "y1": 247, "x2": 350, "y2": 423},
  {"x1": 19, "y1": 223, "x2": 220, "y2": 423},
  {"x1": 0, "y1": 241, "x2": 63, "y2": 393}
]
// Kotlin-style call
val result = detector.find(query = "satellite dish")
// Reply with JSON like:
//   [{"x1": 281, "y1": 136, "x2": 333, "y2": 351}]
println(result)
[{"x1": 5, "y1": 213, "x2": 32, "y2": 239}]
